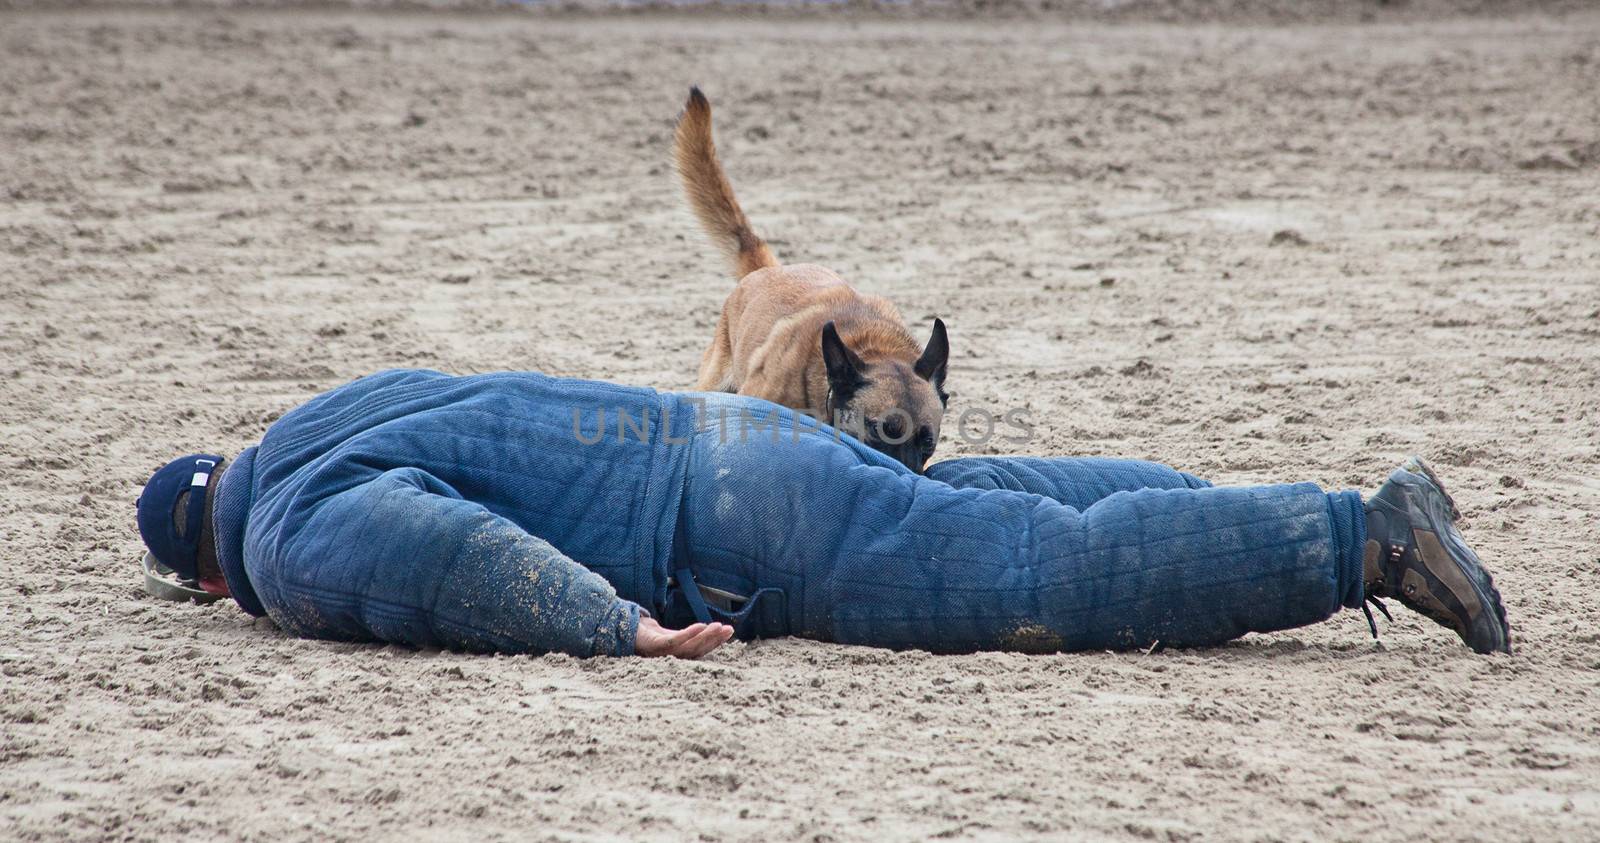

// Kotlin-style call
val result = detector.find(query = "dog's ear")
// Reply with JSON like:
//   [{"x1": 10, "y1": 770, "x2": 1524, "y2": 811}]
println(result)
[
  {"x1": 821, "y1": 321, "x2": 866, "y2": 389},
  {"x1": 914, "y1": 318, "x2": 949, "y2": 387}
]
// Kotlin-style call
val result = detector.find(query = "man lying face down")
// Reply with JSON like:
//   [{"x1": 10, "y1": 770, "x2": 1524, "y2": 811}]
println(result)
[{"x1": 136, "y1": 369, "x2": 1511, "y2": 660}]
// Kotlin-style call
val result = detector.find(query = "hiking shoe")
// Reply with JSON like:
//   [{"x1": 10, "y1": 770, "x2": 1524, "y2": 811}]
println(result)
[{"x1": 1363, "y1": 456, "x2": 1511, "y2": 654}]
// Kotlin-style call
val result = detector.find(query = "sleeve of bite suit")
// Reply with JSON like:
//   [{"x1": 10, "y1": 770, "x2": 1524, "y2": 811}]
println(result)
[
  {"x1": 925, "y1": 456, "x2": 1212, "y2": 510},
  {"x1": 278, "y1": 467, "x2": 640, "y2": 657}
]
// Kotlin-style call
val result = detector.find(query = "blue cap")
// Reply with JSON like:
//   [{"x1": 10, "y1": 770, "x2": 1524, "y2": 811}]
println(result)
[{"x1": 136, "y1": 453, "x2": 226, "y2": 582}]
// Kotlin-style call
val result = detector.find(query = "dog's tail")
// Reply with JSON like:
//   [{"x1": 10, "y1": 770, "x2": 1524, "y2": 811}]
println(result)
[{"x1": 674, "y1": 87, "x2": 778, "y2": 280}]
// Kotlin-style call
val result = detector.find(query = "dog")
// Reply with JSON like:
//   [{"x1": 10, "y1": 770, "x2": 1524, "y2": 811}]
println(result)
[{"x1": 673, "y1": 87, "x2": 950, "y2": 473}]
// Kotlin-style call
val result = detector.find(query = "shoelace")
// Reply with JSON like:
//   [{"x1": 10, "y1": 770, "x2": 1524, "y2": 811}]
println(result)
[
  {"x1": 1361, "y1": 538, "x2": 1406, "y2": 641},
  {"x1": 1362, "y1": 594, "x2": 1394, "y2": 640}
]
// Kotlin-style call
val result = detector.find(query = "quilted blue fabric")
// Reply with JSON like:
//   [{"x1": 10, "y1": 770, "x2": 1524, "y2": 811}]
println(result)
[{"x1": 210, "y1": 369, "x2": 1366, "y2": 657}]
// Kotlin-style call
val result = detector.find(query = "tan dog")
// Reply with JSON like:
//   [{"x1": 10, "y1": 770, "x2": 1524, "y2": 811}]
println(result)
[{"x1": 673, "y1": 87, "x2": 950, "y2": 473}]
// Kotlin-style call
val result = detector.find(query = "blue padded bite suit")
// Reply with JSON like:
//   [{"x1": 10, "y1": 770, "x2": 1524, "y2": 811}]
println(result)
[{"x1": 209, "y1": 370, "x2": 1366, "y2": 657}]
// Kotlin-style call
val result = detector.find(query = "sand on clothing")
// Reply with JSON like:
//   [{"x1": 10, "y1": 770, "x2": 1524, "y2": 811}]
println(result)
[{"x1": 1, "y1": 7, "x2": 1598, "y2": 841}]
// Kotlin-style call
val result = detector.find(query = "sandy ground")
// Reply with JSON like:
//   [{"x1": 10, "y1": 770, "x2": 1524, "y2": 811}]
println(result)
[{"x1": 2, "y1": 8, "x2": 1599, "y2": 841}]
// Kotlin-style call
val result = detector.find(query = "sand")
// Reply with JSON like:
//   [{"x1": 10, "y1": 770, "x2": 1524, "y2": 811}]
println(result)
[{"x1": 2, "y1": 7, "x2": 1599, "y2": 841}]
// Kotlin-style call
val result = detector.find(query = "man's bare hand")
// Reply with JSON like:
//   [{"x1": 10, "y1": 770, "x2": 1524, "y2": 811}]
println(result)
[{"x1": 634, "y1": 616, "x2": 734, "y2": 659}]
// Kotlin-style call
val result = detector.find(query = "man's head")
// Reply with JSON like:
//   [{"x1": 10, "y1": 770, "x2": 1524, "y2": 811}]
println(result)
[{"x1": 136, "y1": 453, "x2": 227, "y2": 589}]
